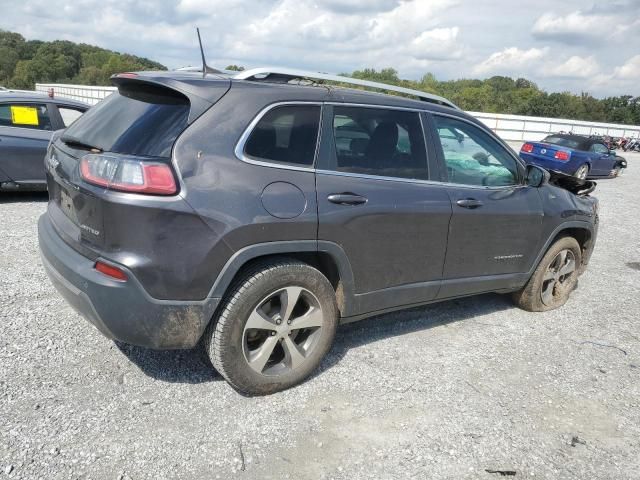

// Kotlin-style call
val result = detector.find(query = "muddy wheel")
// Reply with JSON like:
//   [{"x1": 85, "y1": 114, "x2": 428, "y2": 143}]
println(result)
[
  {"x1": 203, "y1": 259, "x2": 338, "y2": 395},
  {"x1": 513, "y1": 237, "x2": 582, "y2": 312}
]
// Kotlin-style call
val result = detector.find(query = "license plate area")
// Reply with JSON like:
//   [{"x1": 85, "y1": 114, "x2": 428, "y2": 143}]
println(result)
[
  {"x1": 59, "y1": 187, "x2": 77, "y2": 223},
  {"x1": 51, "y1": 179, "x2": 104, "y2": 246}
]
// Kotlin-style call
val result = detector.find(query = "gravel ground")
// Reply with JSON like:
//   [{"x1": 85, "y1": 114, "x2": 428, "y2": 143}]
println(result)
[{"x1": 1, "y1": 152, "x2": 639, "y2": 480}]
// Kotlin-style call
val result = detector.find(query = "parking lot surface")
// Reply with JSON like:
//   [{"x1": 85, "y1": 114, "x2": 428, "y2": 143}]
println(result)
[{"x1": 1, "y1": 151, "x2": 639, "y2": 479}]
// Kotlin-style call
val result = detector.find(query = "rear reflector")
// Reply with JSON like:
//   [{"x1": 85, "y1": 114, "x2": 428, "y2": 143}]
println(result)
[
  {"x1": 80, "y1": 154, "x2": 177, "y2": 195},
  {"x1": 95, "y1": 261, "x2": 128, "y2": 281},
  {"x1": 555, "y1": 151, "x2": 570, "y2": 161},
  {"x1": 521, "y1": 143, "x2": 534, "y2": 153}
]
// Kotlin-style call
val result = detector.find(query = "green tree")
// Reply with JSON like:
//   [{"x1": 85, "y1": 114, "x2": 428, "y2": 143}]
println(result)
[{"x1": 0, "y1": 28, "x2": 166, "y2": 89}]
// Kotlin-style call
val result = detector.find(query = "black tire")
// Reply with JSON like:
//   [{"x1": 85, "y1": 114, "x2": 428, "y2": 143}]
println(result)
[
  {"x1": 203, "y1": 259, "x2": 338, "y2": 395},
  {"x1": 512, "y1": 237, "x2": 582, "y2": 312}
]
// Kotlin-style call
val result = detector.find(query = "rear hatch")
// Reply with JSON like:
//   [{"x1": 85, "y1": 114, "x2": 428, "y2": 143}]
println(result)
[{"x1": 45, "y1": 77, "x2": 226, "y2": 254}]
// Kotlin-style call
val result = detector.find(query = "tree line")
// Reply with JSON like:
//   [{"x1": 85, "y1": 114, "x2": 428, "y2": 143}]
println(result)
[
  {"x1": 347, "y1": 68, "x2": 640, "y2": 126},
  {"x1": 0, "y1": 30, "x2": 165, "y2": 90},
  {"x1": 1, "y1": 30, "x2": 637, "y2": 125}
]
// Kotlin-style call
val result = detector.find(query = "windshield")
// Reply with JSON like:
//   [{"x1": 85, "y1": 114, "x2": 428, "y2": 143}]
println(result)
[
  {"x1": 542, "y1": 136, "x2": 582, "y2": 149},
  {"x1": 62, "y1": 83, "x2": 190, "y2": 158}
]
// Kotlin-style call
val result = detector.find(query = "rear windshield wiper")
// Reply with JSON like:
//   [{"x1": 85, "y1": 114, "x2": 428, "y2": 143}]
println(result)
[{"x1": 60, "y1": 135, "x2": 103, "y2": 152}]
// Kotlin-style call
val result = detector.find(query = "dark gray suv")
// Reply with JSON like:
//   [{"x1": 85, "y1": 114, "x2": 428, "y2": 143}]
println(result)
[{"x1": 38, "y1": 68, "x2": 598, "y2": 395}]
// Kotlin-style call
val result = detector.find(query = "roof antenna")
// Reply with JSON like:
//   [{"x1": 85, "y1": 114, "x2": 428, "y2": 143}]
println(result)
[{"x1": 196, "y1": 27, "x2": 222, "y2": 77}]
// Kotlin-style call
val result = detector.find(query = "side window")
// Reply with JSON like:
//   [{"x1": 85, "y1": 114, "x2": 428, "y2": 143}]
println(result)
[
  {"x1": 0, "y1": 103, "x2": 52, "y2": 131},
  {"x1": 244, "y1": 105, "x2": 321, "y2": 166},
  {"x1": 58, "y1": 107, "x2": 85, "y2": 127},
  {"x1": 590, "y1": 143, "x2": 608, "y2": 154},
  {"x1": 433, "y1": 116, "x2": 518, "y2": 187},
  {"x1": 331, "y1": 106, "x2": 427, "y2": 180}
]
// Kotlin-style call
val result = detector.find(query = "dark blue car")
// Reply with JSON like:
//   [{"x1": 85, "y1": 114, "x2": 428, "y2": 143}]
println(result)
[
  {"x1": 519, "y1": 134, "x2": 626, "y2": 179},
  {"x1": 0, "y1": 91, "x2": 89, "y2": 191}
]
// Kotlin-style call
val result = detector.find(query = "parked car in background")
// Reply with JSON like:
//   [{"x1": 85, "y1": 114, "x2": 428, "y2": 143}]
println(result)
[
  {"x1": 519, "y1": 133, "x2": 627, "y2": 179},
  {"x1": 0, "y1": 91, "x2": 89, "y2": 191},
  {"x1": 39, "y1": 68, "x2": 599, "y2": 395}
]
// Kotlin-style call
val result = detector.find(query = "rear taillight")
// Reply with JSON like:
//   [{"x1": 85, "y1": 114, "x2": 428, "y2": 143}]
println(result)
[
  {"x1": 521, "y1": 143, "x2": 534, "y2": 153},
  {"x1": 95, "y1": 261, "x2": 128, "y2": 281},
  {"x1": 554, "y1": 151, "x2": 570, "y2": 161},
  {"x1": 80, "y1": 154, "x2": 177, "y2": 195}
]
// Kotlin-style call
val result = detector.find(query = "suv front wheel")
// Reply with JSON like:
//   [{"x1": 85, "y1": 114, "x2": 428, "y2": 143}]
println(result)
[
  {"x1": 513, "y1": 237, "x2": 582, "y2": 312},
  {"x1": 203, "y1": 259, "x2": 338, "y2": 395}
]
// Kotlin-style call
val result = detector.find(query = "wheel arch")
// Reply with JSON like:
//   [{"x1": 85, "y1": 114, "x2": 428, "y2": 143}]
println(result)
[
  {"x1": 208, "y1": 240, "x2": 356, "y2": 317},
  {"x1": 531, "y1": 222, "x2": 595, "y2": 275}
]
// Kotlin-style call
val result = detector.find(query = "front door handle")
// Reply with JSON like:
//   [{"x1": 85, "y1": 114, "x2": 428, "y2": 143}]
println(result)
[
  {"x1": 456, "y1": 198, "x2": 483, "y2": 209},
  {"x1": 327, "y1": 193, "x2": 368, "y2": 206}
]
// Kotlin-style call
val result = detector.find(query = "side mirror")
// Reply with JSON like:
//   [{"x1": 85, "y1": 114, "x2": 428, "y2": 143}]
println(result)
[
  {"x1": 526, "y1": 164, "x2": 550, "y2": 188},
  {"x1": 609, "y1": 150, "x2": 616, "y2": 157}
]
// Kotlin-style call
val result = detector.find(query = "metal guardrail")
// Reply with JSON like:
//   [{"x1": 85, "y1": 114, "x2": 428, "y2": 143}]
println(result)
[{"x1": 36, "y1": 83, "x2": 640, "y2": 140}]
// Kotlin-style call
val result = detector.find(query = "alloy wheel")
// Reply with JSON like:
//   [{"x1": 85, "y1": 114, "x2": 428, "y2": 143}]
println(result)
[
  {"x1": 575, "y1": 165, "x2": 589, "y2": 180},
  {"x1": 243, "y1": 286, "x2": 324, "y2": 376},
  {"x1": 540, "y1": 249, "x2": 576, "y2": 306}
]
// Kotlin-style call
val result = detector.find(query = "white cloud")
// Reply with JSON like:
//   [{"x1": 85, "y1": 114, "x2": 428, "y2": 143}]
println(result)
[
  {"x1": 532, "y1": 9, "x2": 639, "y2": 45},
  {"x1": 614, "y1": 55, "x2": 640, "y2": 79},
  {"x1": 532, "y1": 11, "x2": 610, "y2": 40},
  {"x1": 547, "y1": 55, "x2": 600, "y2": 78},
  {"x1": 585, "y1": 55, "x2": 640, "y2": 95},
  {"x1": 221, "y1": 0, "x2": 463, "y2": 71},
  {"x1": 473, "y1": 47, "x2": 549, "y2": 76},
  {"x1": 409, "y1": 27, "x2": 462, "y2": 60},
  {"x1": 315, "y1": 0, "x2": 401, "y2": 14}
]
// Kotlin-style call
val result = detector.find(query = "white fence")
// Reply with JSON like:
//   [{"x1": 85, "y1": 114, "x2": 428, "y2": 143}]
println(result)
[
  {"x1": 36, "y1": 83, "x2": 116, "y2": 106},
  {"x1": 36, "y1": 83, "x2": 640, "y2": 141}
]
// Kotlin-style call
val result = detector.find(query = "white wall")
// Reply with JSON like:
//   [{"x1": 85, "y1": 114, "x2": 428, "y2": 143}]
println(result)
[
  {"x1": 470, "y1": 111, "x2": 640, "y2": 142},
  {"x1": 36, "y1": 83, "x2": 640, "y2": 140}
]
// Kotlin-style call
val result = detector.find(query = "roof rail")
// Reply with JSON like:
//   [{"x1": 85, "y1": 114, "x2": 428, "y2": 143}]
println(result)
[{"x1": 233, "y1": 67, "x2": 459, "y2": 110}]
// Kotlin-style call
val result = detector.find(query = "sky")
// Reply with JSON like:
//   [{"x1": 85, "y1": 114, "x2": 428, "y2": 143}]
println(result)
[{"x1": 1, "y1": 0, "x2": 639, "y2": 97}]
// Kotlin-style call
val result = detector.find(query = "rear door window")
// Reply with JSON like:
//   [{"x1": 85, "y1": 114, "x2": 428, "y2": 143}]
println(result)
[
  {"x1": 62, "y1": 83, "x2": 190, "y2": 158},
  {"x1": 0, "y1": 103, "x2": 53, "y2": 130},
  {"x1": 58, "y1": 107, "x2": 85, "y2": 127},
  {"x1": 331, "y1": 106, "x2": 427, "y2": 180},
  {"x1": 244, "y1": 105, "x2": 321, "y2": 166}
]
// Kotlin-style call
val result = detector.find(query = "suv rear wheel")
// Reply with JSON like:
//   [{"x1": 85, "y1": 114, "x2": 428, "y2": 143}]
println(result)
[
  {"x1": 513, "y1": 237, "x2": 582, "y2": 312},
  {"x1": 203, "y1": 259, "x2": 338, "y2": 395}
]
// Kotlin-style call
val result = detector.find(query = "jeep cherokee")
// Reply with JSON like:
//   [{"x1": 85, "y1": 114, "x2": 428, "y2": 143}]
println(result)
[{"x1": 38, "y1": 68, "x2": 598, "y2": 395}]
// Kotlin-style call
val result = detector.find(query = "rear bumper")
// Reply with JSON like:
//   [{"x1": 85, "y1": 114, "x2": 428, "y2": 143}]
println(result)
[{"x1": 38, "y1": 214, "x2": 220, "y2": 349}]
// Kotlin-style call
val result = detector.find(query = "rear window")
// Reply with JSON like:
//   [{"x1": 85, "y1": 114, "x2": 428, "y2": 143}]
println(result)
[
  {"x1": 244, "y1": 105, "x2": 321, "y2": 166},
  {"x1": 62, "y1": 83, "x2": 189, "y2": 158},
  {"x1": 542, "y1": 136, "x2": 582, "y2": 149}
]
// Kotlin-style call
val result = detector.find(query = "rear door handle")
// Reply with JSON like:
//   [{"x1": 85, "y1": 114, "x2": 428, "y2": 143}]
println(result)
[
  {"x1": 456, "y1": 198, "x2": 483, "y2": 209},
  {"x1": 327, "y1": 193, "x2": 368, "y2": 206}
]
